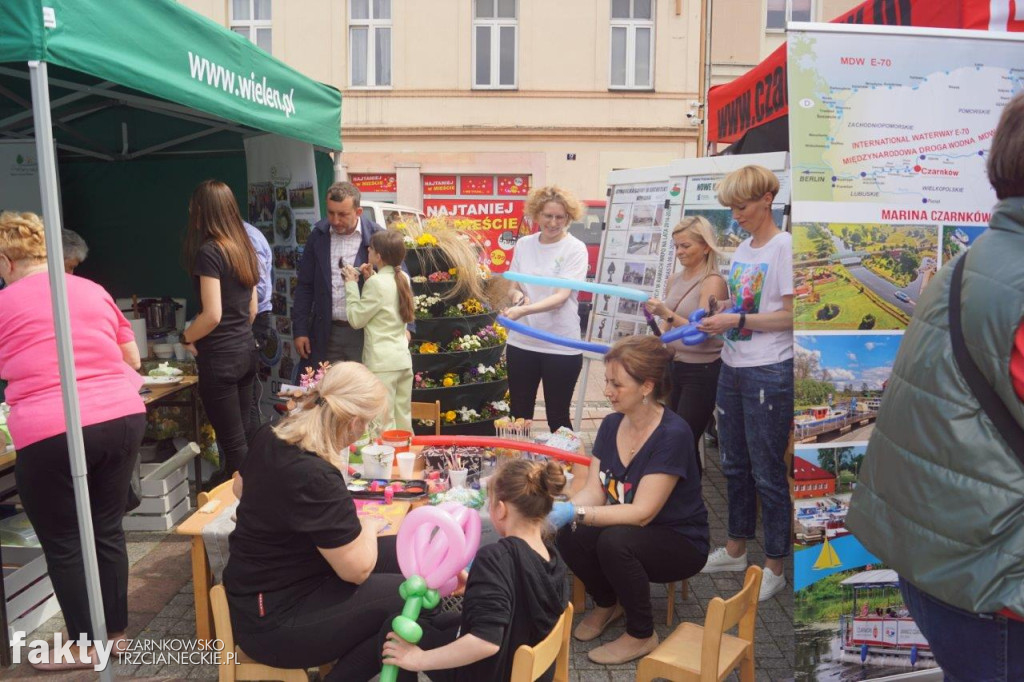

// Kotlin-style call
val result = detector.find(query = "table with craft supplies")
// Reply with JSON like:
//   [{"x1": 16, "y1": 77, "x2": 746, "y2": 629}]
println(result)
[{"x1": 176, "y1": 454, "x2": 427, "y2": 642}]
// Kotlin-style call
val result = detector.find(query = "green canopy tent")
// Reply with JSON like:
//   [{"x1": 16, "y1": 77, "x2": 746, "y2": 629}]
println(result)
[{"x1": 0, "y1": 1, "x2": 341, "y2": 672}]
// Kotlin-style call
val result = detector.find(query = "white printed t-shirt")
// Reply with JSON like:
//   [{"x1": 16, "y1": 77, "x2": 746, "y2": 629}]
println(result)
[
  {"x1": 721, "y1": 230, "x2": 793, "y2": 368},
  {"x1": 506, "y1": 232, "x2": 589, "y2": 356}
]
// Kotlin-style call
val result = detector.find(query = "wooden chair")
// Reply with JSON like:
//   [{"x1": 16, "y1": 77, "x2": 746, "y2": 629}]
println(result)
[
  {"x1": 636, "y1": 565, "x2": 763, "y2": 682},
  {"x1": 210, "y1": 584, "x2": 331, "y2": 682},
  {"x1": 571, "y1": 575, "x2": 687, "y2": 626},
  {"x1": 411, "y1": 400, "x2": 442, "y2": 435},
  {"x1": 509, "y1": 602, "x2": 573, "y2": 682}
]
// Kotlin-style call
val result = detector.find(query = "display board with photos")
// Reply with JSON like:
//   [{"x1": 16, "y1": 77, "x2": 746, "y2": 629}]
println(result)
[
  {"x1": 787, "y1": 24, "x2": 1024, "y2": 679},
  {"x1": 586, "y1": 154, "x2": 790, "y2": 348}
]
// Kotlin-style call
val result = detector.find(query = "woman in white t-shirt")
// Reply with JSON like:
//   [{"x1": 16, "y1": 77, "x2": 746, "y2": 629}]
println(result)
[
  {"x1": 696, "y1": 165, "x2": 794, "y2": 603},
  {"x1": 503, "y1": 186, "x2": 589, "y2": 431}
]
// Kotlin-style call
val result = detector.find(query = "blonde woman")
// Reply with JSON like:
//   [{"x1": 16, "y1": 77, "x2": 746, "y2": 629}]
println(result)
[
  {"x1": 504, "y1": 185, "x2": 589, "y2": 431},
  {"x1": 645, "y1": 216, "x2": 729, "y2": 463},
  {"x1": 697, "y1": 165, "x2": 794, "y2": 603},
  {"x1": 224, "y1": 362, "x2": 405, "y2": 674},
  {"x1": 343, "y1": 229, "x2": 415, "y2": 431}
]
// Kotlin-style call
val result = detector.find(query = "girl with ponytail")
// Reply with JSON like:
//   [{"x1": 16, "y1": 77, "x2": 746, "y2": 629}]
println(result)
[
  {"x1": 342, "y1": 229, "x2": 414, "y2": 430},
  {"x1": 346, "y1": 459, "x2": 570, "y2": 681}
]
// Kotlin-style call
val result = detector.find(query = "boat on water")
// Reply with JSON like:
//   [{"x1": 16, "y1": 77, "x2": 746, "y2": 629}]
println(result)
[
  {"x1": 837, "y1": 569, "x2": 935, "y2": 667},
  {"x1": 794, "y1": 405, "x2": 849, "y2": 431},
  {"x1": 795, "y1": 501, "x2": 850, "y2": 544}
]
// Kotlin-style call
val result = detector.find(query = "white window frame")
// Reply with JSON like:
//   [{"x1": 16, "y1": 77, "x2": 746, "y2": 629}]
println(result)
[
  {"x1": 765, "y1": 0, "x2": 814, "y2": 33},
  {"x1": 230, "y1": 0, "x2": 273, "y2": 54},
  {"x1": 609, "y1": 0, "x2": 655, "y2": 91},
  {"x1": 472, "y1": 0, "x2": 519, "y2": 89},
  {"x1": 349, "y1": 0, "x2": 393, "y2": 89}
]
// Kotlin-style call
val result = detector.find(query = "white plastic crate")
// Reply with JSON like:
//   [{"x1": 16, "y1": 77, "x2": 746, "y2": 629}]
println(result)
[
  {"x1": 122, "y1": 460, "x2": 193, "y2": 531},
  {"x1": 3, "y1": 545, "x2": 61, "y2": 640}
]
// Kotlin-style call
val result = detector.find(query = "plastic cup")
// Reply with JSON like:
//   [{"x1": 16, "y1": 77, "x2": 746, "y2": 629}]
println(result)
[
  {"x1": 396, "y1": 451, "x2": 416, "y2": 479},
  {"x1": 448, "y1": 468, "x2": 468, "y2": 489},
  {"x1": 173, "y1": 343, "x2": 187, "y2": 361},
  {"x1": 380, "y1": 429, "x2": 413, "y2": 453}
]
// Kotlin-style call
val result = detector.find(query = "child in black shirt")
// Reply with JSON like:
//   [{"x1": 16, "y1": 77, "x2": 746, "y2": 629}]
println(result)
[{"x1": 341, "y1": 459, "x2": 570, "y2": 681}]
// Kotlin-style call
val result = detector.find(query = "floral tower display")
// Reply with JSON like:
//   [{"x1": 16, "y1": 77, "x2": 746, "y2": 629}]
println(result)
[{"x1": 403, "y1": 221, "x2": 510, "y2": 435}]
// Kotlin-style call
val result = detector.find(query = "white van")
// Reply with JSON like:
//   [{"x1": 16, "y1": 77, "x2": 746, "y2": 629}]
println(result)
[{"x1": 360, "y1": 201, "x2": 425, "y2": 230}]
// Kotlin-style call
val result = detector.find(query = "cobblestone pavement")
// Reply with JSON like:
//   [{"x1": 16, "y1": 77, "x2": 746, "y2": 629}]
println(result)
[{"x1": 4, "y1": 358, "x2": 793, "y2": 680}]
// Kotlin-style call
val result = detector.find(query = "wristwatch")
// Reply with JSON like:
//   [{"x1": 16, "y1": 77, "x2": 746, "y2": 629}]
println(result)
[
  {"x1": 571, "y1": 506, "x2": 586, "y2": 532},
  {"x1": 179, "y1": 332, "x2": 189, "y2": 345}
]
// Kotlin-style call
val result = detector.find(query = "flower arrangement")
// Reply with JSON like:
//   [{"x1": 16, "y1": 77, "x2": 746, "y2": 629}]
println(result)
[
  {"x1": 414, "y1": 233, "x2": 439, "y2": 248},
  {"x1": 299, "y1": 361, "x2": 331, "y2": 389},
  {"x1": 411, "y1": 275, "x2": 428, "y2": 284},
  {"x1": 427, "y1": 268, "x2": 458, "y2": 283},
  {"x1": 445, "y1": 297, "x2": 486, "y2": 316},
  {"x1": 448, "y1": 333, "x2": 483, "y2": 352},
  {"x1": 414, "y1": 294, "x2": 446, "y2": 319},
  {"x1": 462, "y1": 362, "x2": 508, "y2": 383}
]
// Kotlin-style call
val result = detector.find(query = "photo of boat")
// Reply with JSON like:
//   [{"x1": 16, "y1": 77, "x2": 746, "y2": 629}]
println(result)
[
  {"x1": 837, "y1": 570, "x2": 935, "y2": 668},
  {"x1": 795, "y1": 405, "x2": 849, "y2": 428}
]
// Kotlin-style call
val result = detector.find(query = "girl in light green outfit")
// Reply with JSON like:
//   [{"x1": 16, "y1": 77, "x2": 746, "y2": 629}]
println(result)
[{"x1": 343, "y1": 230, "x2": 415, "y2": 430}]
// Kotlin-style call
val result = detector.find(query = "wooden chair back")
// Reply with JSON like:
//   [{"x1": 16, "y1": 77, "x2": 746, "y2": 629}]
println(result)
[
  {"x1": 699, "y1": 565, "x2": 762, "y2": 679},
  {"x1": 509, "y1": 602, "x2": 573, "y2": 682},
  {"x1": 411, "y1": 400, "x2": 442, "y2": 435}
]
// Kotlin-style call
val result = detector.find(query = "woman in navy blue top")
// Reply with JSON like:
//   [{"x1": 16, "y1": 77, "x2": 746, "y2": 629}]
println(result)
[{"x1": 554, "y1": 335, "x2": 709, "y2": 665}]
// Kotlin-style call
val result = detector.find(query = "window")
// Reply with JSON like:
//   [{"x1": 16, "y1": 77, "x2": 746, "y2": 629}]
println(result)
[
  {"x1": 473, "y1": 0, "x2": 518, "y2": 89},
  {"x1": 610, "y1": 0, "x2": 654, "y2": 90},
  {"x1": 350, "y1": 0, "x2": 392, "y2": 87},
  {"x1": 231, "y1": 0, "x2": 272, "y2": 53},
  {"x1": 766, "y1": 0, "x2": 812, "y2": 31}
]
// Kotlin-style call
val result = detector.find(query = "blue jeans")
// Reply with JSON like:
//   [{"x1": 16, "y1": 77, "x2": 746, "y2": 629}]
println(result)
[
  {"x1": 715, "y1": 359, "x2": 793, "y2": 559},
  {"x1": 901, "y1": 579, "x2": 1024, "y2": 681}
]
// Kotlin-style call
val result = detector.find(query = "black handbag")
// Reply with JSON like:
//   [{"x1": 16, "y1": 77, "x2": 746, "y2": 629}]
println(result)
[{"x1": 948, "y1": 254, "x2": 1024, "y2": 460}]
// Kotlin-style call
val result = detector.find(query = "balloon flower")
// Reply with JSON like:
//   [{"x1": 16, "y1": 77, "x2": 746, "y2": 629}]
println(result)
[{"x1": 381, "y1": 503, "x2": 481, "y2": 682}]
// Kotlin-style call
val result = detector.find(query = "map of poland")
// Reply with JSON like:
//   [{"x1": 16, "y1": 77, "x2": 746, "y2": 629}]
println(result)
[{"x1": 788, "y1": 30, "x2": 1024, "y2": 211}]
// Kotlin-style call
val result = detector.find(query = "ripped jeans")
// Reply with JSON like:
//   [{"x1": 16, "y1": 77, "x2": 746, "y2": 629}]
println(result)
[{"x1": 715, "y1": 359, "x2": 793, "y2": 559}]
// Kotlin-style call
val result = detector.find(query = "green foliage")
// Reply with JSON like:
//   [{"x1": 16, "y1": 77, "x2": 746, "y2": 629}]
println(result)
[{"x1": 796, "y1": 378, "x2": 833, "y2": 407}]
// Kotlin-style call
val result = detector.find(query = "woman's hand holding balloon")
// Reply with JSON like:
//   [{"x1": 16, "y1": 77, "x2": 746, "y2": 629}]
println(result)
[
  {"x1": 645, "y1": 298, "x2": 668, "y2": 319},
  {"x1": 697, "y1": 312, "x2": 739, "y2": 336}
]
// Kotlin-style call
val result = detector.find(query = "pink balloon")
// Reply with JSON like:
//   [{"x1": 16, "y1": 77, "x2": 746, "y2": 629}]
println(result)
[
  {"x1": 438, "y1": 502, "x2": 482, "y2": 567},
  {"x1": 396, "y1": 506, "x2": 470, "y2": 591}
]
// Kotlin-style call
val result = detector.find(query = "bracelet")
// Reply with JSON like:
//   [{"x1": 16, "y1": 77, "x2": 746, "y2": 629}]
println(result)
[
  {"x1": 571, "y1": 506, "x2": 586, "y2": 532},
  {"x1": 737, "y1": 312, "x2": 746, "y2": 330}
]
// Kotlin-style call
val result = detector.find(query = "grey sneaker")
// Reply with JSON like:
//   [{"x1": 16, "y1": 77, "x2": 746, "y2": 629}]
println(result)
[
  {"x1": 701, "y1": 546, "x2": 748, "y2": 573},
  {"x1": 759, "y1": 567, "x2": 787, "y2": 601}
]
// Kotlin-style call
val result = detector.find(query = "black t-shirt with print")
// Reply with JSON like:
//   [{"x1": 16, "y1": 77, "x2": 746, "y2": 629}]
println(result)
[{"x1": 592, "y1": 409, "x2": 709, "y2": 553}]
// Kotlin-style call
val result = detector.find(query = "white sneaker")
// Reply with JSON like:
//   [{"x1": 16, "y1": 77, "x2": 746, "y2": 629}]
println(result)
[
  {"x1": 701, "y1": 547, "x2": 748, "y2": 573},
  {"x1": 759, "y1": 567, "x2": 787, "y2": 601}
]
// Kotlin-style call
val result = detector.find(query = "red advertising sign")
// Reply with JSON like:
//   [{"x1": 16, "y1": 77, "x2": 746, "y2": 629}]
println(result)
[
  {"x1": 349, "y1": 173, "x2": 397, "y2": 193},
  {"x1": 497, "y1": 175, "x2": 530, "y2": 196},
  {"x1": 422, "y1": 175, "x2": 457, "y2": 195},
  {"x1": 423, "y1": 198, "x2": 526, "y2": 272},
  {"x1": 460, "y1": 176, "x2": 495, "y2": 195}
]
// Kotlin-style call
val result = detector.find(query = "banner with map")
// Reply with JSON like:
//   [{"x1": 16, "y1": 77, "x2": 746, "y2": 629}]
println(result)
[{"x1": 789, "y1": 23, "x2": 1024, "y2": 680}]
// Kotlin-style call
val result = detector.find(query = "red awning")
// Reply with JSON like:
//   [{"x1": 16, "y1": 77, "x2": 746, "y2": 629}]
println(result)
[{"x1": 707, "y1": 0, "x2": 1024, "y2": 144}]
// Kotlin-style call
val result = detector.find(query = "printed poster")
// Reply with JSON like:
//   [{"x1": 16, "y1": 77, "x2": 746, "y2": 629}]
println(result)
[
  {"x1": 244, "y1": 134, "x2": 321, "y2": 396},
  {"x1": 788, "y1": 24, "x2": 1024, "y2": 679}
]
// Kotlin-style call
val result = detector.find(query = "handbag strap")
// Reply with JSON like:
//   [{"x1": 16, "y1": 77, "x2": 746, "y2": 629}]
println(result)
[{"x1": 948, "y1": 255, "x2": 1024, "y2": 459}]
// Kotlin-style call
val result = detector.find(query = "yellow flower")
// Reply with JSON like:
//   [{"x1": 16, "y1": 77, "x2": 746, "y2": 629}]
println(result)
[
  {"x1": 445, "y1": 410, "x2": 457, "y2": 423},
  {"x1": 448, "y1": 267, "x2": 457, "y2": 276},
  {"x1": 418, "y1": 342, "x2": 439, "y2": 354},
  {"x1": 443, "y1": 377, "x2": 454, "y2": 387},
  {"x1": 416, "y1": 233, "x2": 439, "y2": 247}
]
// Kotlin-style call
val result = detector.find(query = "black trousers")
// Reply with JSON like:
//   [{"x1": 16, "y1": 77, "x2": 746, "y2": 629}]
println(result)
[
  {"x1": 196, "y1": 348, "x2": 257, "y2": 477},
  {"x1": 233, "y1": 536, "x2": 406, "y2": 673},
  {"x1": 15, "y1": 413, "x2": 147, "y2": 639},
  {"x1": 556, "y1": 524, "x2": 707, "y2": 638},
  {"x1": 669, "y1": 358, "x2": 722, "y2": 474},
  {"x1": 338, "y1": 610, "x2": 464, "y2": 682},
  {"x1": 506, "y1": 345, "x2": 583, "y2": 432}
]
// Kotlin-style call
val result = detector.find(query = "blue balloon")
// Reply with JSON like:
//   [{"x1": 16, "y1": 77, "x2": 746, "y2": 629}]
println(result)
[
  {"x1": 661, "y1": 306, "x2": 742, "y2": 345},
  {"x1": 503, "y1": 271, "x2": 648, "y2": 302},
  {"x1": 860, "y1": 643, "x2": 869, "y2": 663},
  {"x1": 910, "y1": 646, "x2": 918, "y2": 667},
  {"x1": 497, "y1": 316, "x2": 611, "y2": 354}
]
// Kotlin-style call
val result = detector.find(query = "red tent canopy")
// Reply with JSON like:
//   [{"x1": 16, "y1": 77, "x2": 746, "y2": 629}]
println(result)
[{"x1": 707, "y1": 0, "x2": 1024, "y2": 144}]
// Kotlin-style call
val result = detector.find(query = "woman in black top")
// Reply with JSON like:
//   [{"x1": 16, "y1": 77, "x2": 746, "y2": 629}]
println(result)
[
  {"x1": 181, "y1": 179, "x2": 259, "y2": 479},
  {"x1": 552, "y1": 336, "x2": 709, "y2": 666},
  {"x1": 224, "y1": 362, "x2": 405, "y2": 677},
  {"x1": 339, "y1": 458, "x2": 570, "y2": 681}
]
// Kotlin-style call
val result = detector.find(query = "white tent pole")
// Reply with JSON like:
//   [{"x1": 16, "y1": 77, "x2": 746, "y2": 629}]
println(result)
[{"x1": 28, "y1": 60, "x2": 114, "y2": 682}]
